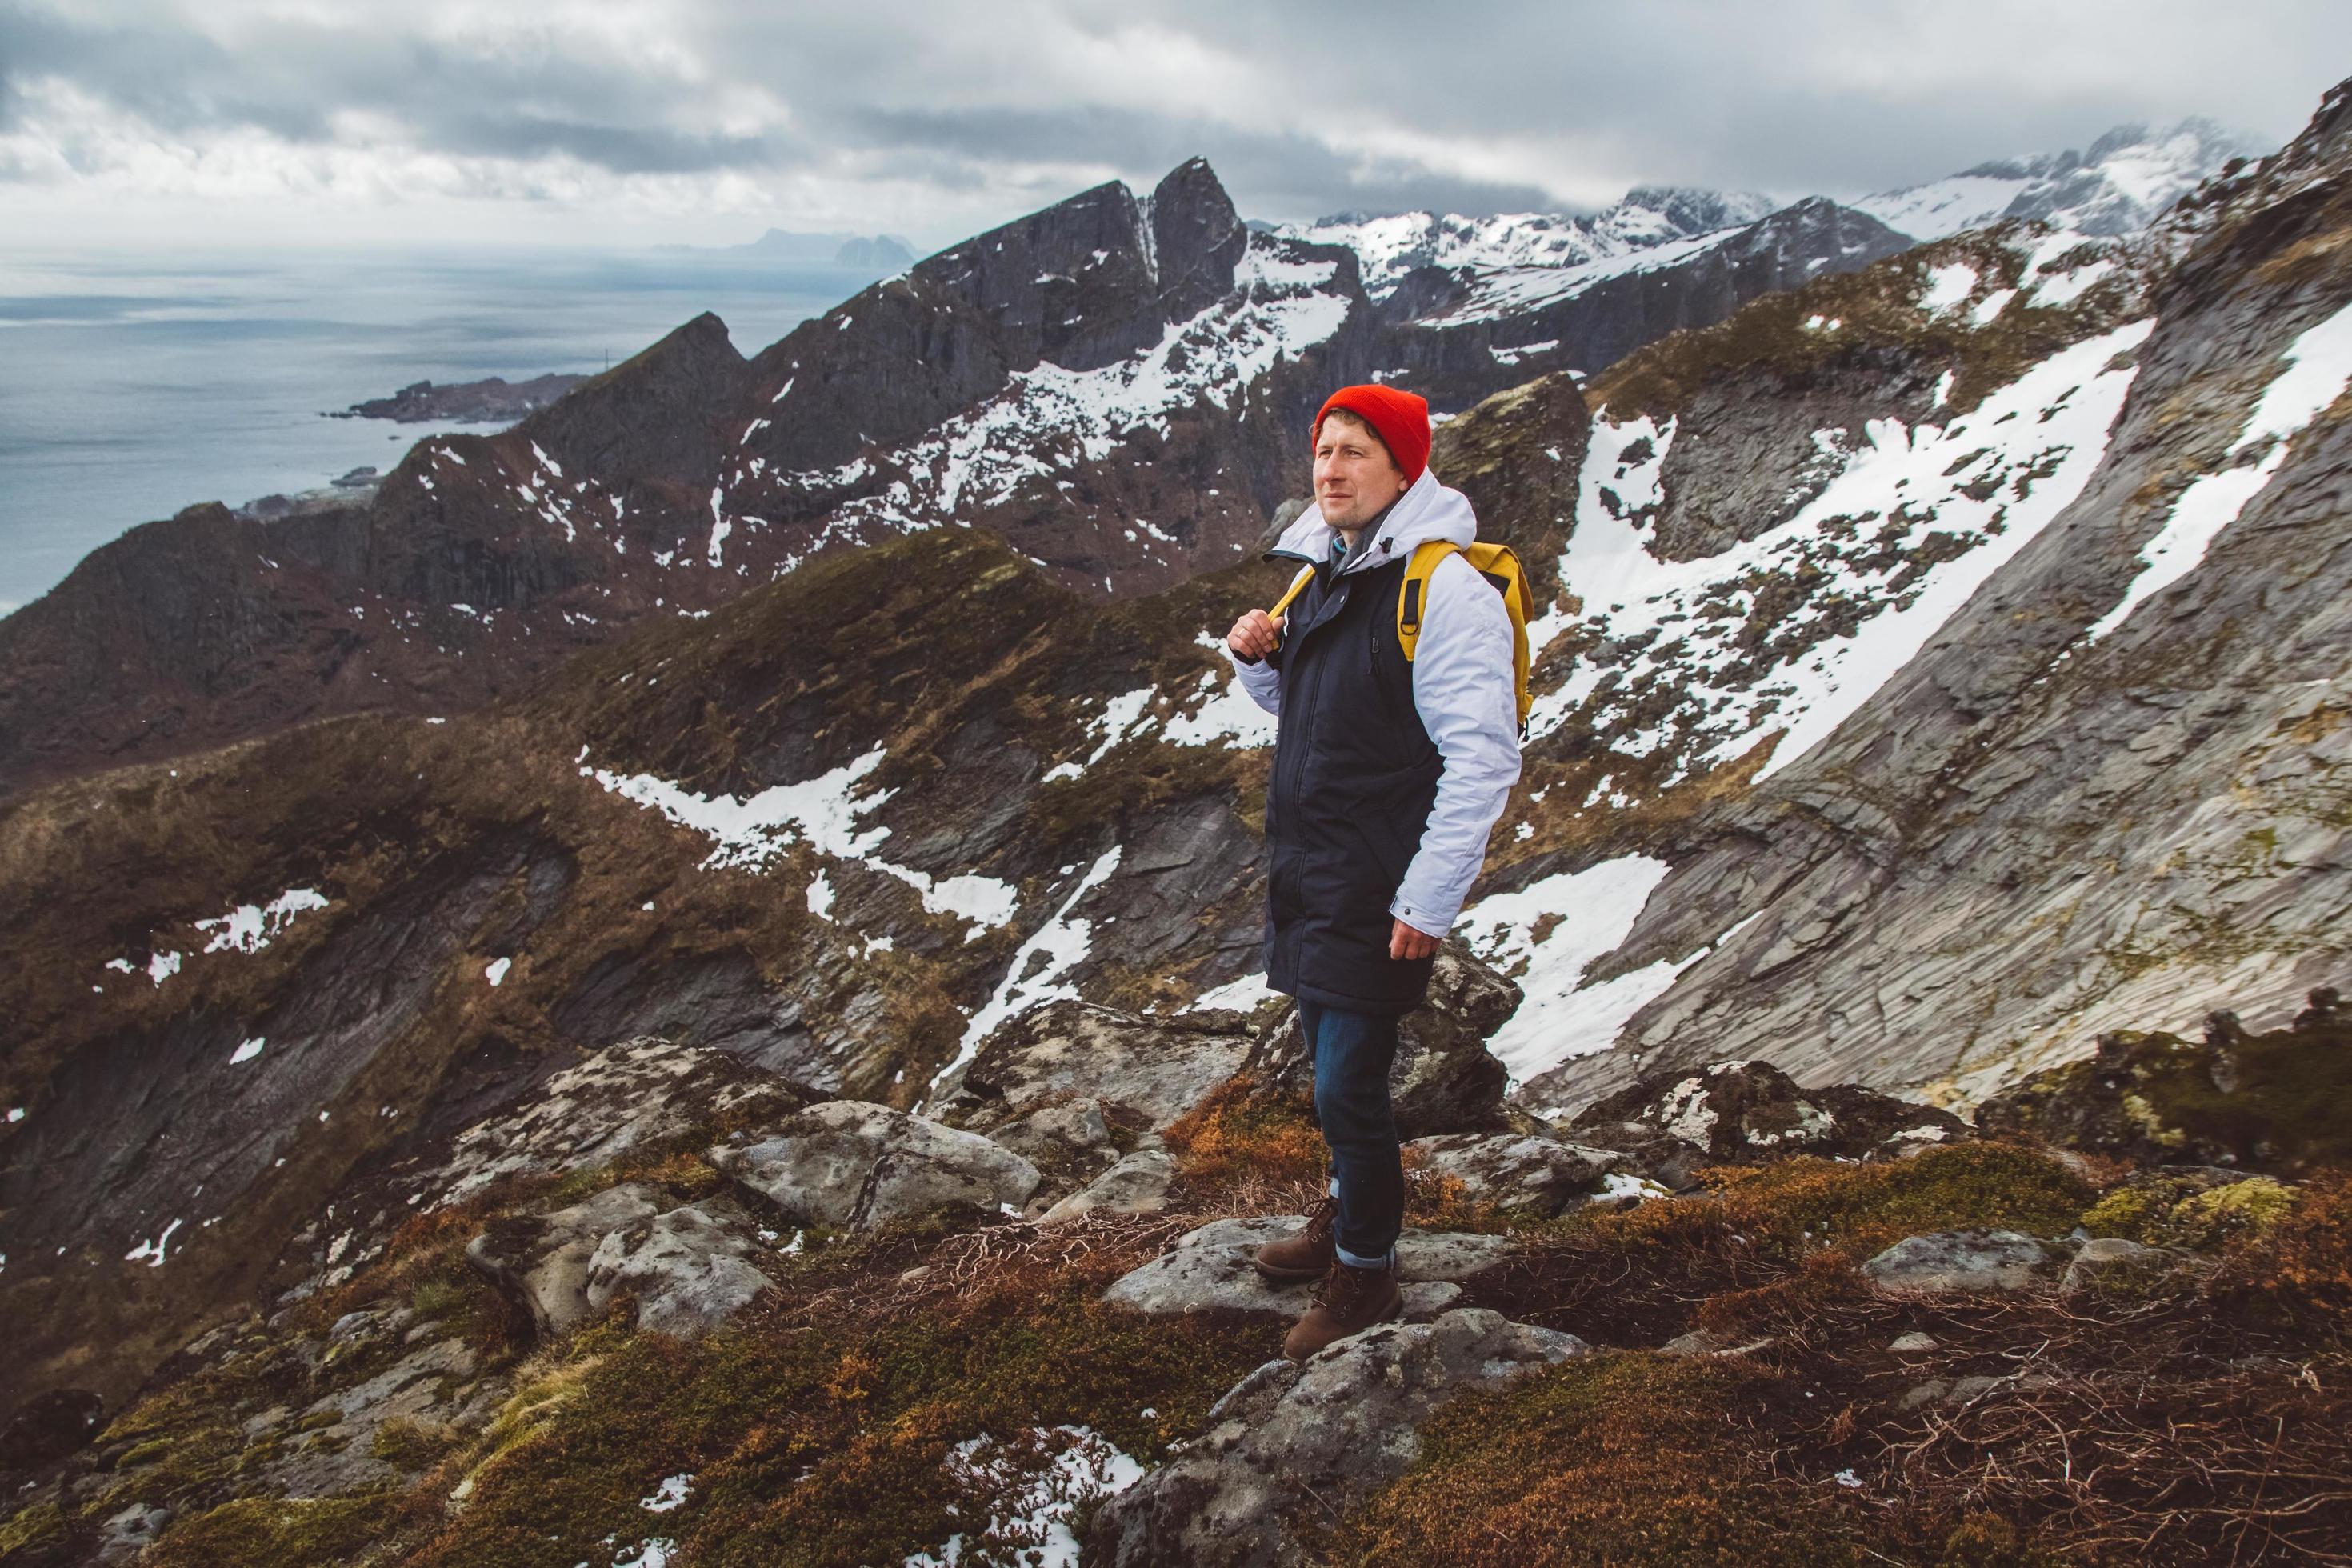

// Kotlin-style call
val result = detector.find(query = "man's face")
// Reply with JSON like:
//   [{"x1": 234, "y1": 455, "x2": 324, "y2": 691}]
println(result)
[{"x1": 1314, "y1": 412, "x2": 1408, "y2": 530}]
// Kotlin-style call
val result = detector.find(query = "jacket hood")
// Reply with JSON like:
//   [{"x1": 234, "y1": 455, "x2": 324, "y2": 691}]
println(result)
[{"x1": 1268, "y1": 470, "x2": 1477, "y2": 577}]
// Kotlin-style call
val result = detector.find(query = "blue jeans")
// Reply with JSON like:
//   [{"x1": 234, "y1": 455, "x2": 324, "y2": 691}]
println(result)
[{"x1": 1300, "y1": 1001, "x2": 1402, "y2": 1269}]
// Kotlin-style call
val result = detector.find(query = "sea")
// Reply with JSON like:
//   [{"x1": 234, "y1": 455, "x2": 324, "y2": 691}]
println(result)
[{"x1": 0, "y1": 246, "x2": 882, "y2": 614}]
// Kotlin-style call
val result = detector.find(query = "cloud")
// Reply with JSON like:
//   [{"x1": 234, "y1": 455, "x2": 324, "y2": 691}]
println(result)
[{"x1": 2, "y1": 0, "x2": 2347, "y2": 247}]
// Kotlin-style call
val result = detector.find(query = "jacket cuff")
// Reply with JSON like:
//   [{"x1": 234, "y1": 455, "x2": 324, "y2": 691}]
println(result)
[{"x1": 1388, "y1": 895, "x2": 1452, "y2": 939}]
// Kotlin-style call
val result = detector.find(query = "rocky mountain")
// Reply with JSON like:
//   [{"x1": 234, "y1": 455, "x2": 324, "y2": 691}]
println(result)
[
  {"x1": 1857, "y1": 116, "x2": 2268, "y2": 241},
  {"x1": 6, "y1": 78, "x2": 2352, "y2": 1568},
  {"x1": 0, "y1": 160, "x2": 1908, "y2": 802},
  {"x1": 1281, "y1": 186, "x2": 1782, "y2": 300}
]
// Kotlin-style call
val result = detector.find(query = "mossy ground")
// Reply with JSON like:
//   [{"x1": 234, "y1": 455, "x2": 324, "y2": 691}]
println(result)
[
  {"x1": 12, "y1": 1133, "x2": 2350, "y2": 1566},
  {"x1": 1362, "y1": 1149, "x2": 2352, "y2": 1566},
  {"x1": 1334, "y1": 1353, "x2": 1877, "y2": 1566},
  {"x1": 1465, "y1": 1142, "x2": 2095, "y2": 1346}
]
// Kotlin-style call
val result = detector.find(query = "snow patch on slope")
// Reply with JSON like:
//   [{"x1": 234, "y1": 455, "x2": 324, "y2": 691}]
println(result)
[
  {"x1": 902, "y1": 1424, "x2": 1146, "y2": 1568},
  {"x1": 587, "y1": 747, "x2": 1018, "y2": 934},
  {"x1": 1532, "y1": 318, "x2": 2154, "y2": 782},
  {"x1": 937, "y1": 846, "x2": 1125, "y2": 1084},
  {"x1": 2087, "y1": 298, "x2": 2352, "y2": 642},
  {"x1": 1454, "y1": 858, "x2": 1765, "y2": 1090}
]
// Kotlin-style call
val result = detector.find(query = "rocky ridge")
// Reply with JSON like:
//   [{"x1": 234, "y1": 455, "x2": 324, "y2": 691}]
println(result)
[{"x1": 0, "y1": 154, "x2": 1912, "y2": 799}]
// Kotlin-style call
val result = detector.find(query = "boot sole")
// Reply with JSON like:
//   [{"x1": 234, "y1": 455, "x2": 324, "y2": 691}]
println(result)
[{"x1": 1251, "y1": 1258, "x2": 1331, "y2": 1283}]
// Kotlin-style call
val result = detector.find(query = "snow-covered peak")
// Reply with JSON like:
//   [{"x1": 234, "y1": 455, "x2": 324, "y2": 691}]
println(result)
[
  {"x1": 1858, "y1": 118, "x2": 2265, "y2": 242},
  {"x1": 1282, "y1": 185, "x2": 1778, "y2": 299}
]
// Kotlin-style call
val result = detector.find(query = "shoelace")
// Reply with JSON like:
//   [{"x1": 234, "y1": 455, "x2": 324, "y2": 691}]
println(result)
[
  {"x1": 1299, "y1": 1194, "x2": 1338, "y2": 1243},
  {"x1": 1311, "y1": 1261, "x2": 1379, "y2": 1312}
]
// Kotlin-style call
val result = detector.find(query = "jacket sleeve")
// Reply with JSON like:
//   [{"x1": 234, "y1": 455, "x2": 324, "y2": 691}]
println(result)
[
  {"x1": 1230, "y1": 644, "x2": 1282, "y2": 715},
  {"x1": 1391, "y1": 553, "x2": 1521, "y2": 937}
]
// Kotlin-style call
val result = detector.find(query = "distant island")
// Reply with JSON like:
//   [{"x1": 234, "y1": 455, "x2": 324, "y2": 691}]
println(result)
[
  {"x1": 327, "y1": 373, "x2": 586, "y2": 424},
  {"x1": 658, "y1": 228, "x2": 917, "y2": 268}
]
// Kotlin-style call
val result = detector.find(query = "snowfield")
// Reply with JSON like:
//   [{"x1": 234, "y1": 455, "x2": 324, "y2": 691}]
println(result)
[{"x1": 1533, "y1": 318, "x2": 2155, "y2": 782}]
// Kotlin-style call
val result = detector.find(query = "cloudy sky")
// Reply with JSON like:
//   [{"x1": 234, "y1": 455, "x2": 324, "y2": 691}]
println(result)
[{"x1": 6, "y1": 0, "x2": 2350, "y2": 250}]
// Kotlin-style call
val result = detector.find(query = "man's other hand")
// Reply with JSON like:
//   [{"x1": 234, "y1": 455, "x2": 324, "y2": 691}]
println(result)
[
  {"x1": 1227, "y1": 609, "x2": 1283, "y2": 662},
  {"x1": 1388, "y1": 918, "x2": 1439, "y2": 960}
]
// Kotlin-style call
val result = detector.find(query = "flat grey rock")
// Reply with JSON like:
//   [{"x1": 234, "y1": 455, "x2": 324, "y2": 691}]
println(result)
[
  {"x1": 1038, "y1": 1147, "x2": 1178, "y2": 1226},
  {"x1": 584, "y1": 1201, "x2": 772, "y2": 1335},
  {"x1": 714, "y1": 1100, "x2": 1041, "y2": 1229},
  {"x1": 1863, "y1": 1229, "x2": 2050, "y2": 1294},
  {"x1": 431, "y1": 1038, "x2": 806, "y2": 1208},
  {"x1": 1101, "y1": 1216, "x2": 1513, "y2": 1316},
  {"x1": 1087, "y1": 1308, "x2": 1589, "y2": 1566},
  {"x1": 1404, "y1": 1131, "x2": 1630, "y2": 1215},
  {"x1": 986, "y1": 1097, "x2": 1117, "y2": 1164},
  {"x1": 2059, "y1": 1235, "x2": 2182, "y2": 1297},
  {"x1": 466, "y1": 1182, "x2": 664, "y2": 1335},
  {"x1": 933, "y1": 1002, "x2": 1254, "y2": 1130}
]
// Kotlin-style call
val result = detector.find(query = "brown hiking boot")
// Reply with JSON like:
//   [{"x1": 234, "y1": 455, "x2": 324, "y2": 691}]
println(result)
[
  {"x1": 1282, "y1": 1258, "x2": 1403, "y2": 1360},
  {"x1": 1252, "y1": 1197, "x2": 1338, "y2": 1282}
]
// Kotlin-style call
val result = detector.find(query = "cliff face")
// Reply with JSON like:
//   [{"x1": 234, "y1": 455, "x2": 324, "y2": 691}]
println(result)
[{"x1": 1517, "y1": 82, "x2": 2352, "y2": 1112}]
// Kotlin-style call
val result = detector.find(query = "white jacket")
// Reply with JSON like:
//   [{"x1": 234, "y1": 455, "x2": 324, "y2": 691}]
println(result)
[{"x1": 1231, "y1": 470, "x2": 1522, "y2": 936}]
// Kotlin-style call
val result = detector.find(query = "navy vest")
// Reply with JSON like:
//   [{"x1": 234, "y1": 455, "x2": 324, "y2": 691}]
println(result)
[{"x1": 1261, "y1": 548, "x2": 1444, "y2": 1014}]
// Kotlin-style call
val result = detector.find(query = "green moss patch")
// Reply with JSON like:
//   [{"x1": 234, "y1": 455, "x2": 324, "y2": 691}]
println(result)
[
  {"x1": 0, "y1": 1502, "x2": 69, "y2": 1562},
  {"x1": 409, "y1": 1282, "x2": 1279, "y2": 1567},
  {"x1": 1469, "y1": 1143, "x2": 2092, "y2": 1346},
  {"x1": 2082, "y1": 1173, "x2": 2297, "y2": 1250},
  {"x1": 1336, "y1": 1353, "x2": 1874, "y2": 1566},
  {"x1": 1978, "y1": 1017, "x2": 2352, "y2": 1174},
  {"x1": 2211, "y1": 1170, "x2": 2352, "y2": 1345},
  {"x1": 146, "y1": 1495, "x2": 401, "y2": 1568}
]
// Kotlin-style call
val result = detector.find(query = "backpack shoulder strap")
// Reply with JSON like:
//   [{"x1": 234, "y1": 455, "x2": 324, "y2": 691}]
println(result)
[
  {"x1": 1396, "y1": 539, "x2": 1460, "y2": 660},
  {"x1": 1269, "y1": 562, "x2": 1316, "y2": 622},
  {"x1": 1462, "y1": 541, "x2": 1535, "y2": 622}
]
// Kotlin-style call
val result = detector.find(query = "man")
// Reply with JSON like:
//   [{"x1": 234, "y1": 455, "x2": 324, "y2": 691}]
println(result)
[{"x1": 1224, "y1": 383, "x2": 1522, "y2": 1359}]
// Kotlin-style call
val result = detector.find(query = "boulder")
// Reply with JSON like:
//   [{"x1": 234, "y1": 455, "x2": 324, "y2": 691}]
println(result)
[
  {"x1": 984, "y1": 1097, "x2": 1119, "y2": 1166},
  {"x1": 2059, "y1": 1236, "x2": 2186, "y2": 1298},
  {"x1": 933, "y1": 1002, "x2": 1256, "y2": 1131},
  {"x1": 1235, "y1": 945, "x2": 1522, "y2": 1138},
  {"x1": 714, "y1": 1101, "x2": 1041, "y2": 1229},
  {"x1": 1038, "y1": 1147, "x2": 1178, "y2": 1226},
  {"x1": 1570, "y1": 1060, "x2": 1966, "y2": 1163},
  {"x1": 466, "y1": 1182, "x2": 664, "y2": 1335},
  {"x1": 1403, "y1": 1132, "x2": 1634, "y2": 1215},
  {"x1": 96, "y1": 1502, "x2": 172, "y2": 1565},
  {"x1": 1555, "y1": 1118, "x2": 1711, "y2": 1190},
  {"x1": 464, "y1": 1183, "x2": 772, "y2": 1346},
  {"x1": 1862, "y1": 1230, "x2": 2051, "y2": 1294},
  {"x1": 1086, "y1": 1308, "x2": 1589, "y2": 1566},
  {"x1": 583, "y1": 1201, "x2": 773, "y2": 1335},
  {"x1": 1977, "y1": 1008, "x2": 2352, "y2": 1175},
  {"x1": 1102, "y1": 1217, "x2": 1512, "y2": 1317}
]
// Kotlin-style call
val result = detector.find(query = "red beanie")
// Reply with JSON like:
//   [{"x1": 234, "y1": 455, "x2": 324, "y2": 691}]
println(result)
[{"x1": 1313, "y1": 384, "x2": 1430, "y2": 486}]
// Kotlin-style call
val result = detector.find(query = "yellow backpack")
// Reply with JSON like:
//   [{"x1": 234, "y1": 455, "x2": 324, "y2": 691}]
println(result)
[{"x1": 1268, "y1": 540, "x2": 1535, "y2": 735}]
